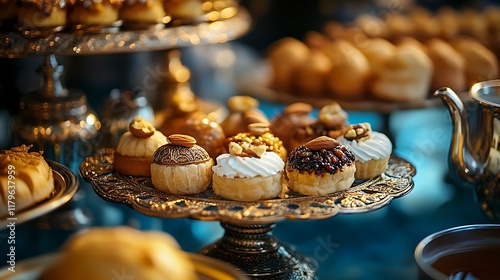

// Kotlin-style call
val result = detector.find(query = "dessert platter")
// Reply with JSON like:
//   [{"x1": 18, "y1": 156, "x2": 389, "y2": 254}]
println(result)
[{"x1": 0, "y1": 160, "x2": 78, "y2": 228}]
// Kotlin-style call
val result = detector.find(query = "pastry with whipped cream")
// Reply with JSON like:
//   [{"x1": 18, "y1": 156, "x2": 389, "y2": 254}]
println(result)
[
  {"x1": 151, "y1": 134, "x2": 213, "y2": 194},
  {"x1": 38, "y1": 226, "x2": 197, "y2": 280},
  {"x1": 286, "y1": 136, "x2": 356, "y2": 196},
  {"x1": 0, "y1": 145, "x2": 54, "y2": 217},
  {"x1": 337, "y1": 123, "x2": 392, "y2": 180},
  {"x1": 212, "y1": 141, "x2": 285, "y2": 201},
  {"x1": 224, "y1": 122, "x2": 287, "y2": 162},
  {"x1": 114, "y1": 116, "x2": 167, "y2": 176}
]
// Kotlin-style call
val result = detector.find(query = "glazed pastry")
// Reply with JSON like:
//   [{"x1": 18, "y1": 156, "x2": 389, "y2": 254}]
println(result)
[
  {"x1": 120, "y1": 0, "x2": 166, "y2": 24},
  {"x1": 425, "y1": 38, "x2": 466, "y2": 92},
  {"x1": 370, "y1": 43, "x2": 433, "y2": 102},
  {"x1": 452, "y1": 38, "x2": 499, "y2": 88},
  {"x1": 0, "y1": 145, "x2": 54, "y2": 217},
  {"x1": 18, "y1": 0, "x2": 71, "y2": 29},
  {"x1": 289, "y1": 102, "x2": 348, "y2": 150},
  {"x1": 321, "y1": 40, "x2": 371, "y2": 100},
  {"x1": 212, "y1": 141, "x2": 285, "y2": 201},
  {"x1": 174, "y1": 116, "x2": 226, "y2": 159},
  {"x1": 266, "y1": 37, "x2": 310, "y2": 92},
  {"x1": 219, "y1": 95, "x2": 269, "y2": 138},
  {"x1": 151, "y1": 134, "x2": 213, "y2": 194},
  {"x1": 270, "y1": 102, "x2": 316, "y2": 152},
  {"x1": 68, "y1": 0, "x2": 123, "y2": 26},
  {"x1": 285, "y1": 136, "x2": 356, "y2": 196},
  {"x1": 38, "y1": 226, "x2": 197, "y2": 280},
  {"x1": 224, "y1": 122, "x2": 287, "y2": 162},
  {"x1": 337, "y1": 123, "x2": 392, "y2": 180},
  {"x1": 113, "y1": 116, "x2": 167, "y2": 176}
]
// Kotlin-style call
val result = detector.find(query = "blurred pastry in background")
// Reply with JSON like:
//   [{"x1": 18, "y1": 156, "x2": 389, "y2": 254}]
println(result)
[
  {"x1": 270, "y1": 102, "x2": 316, "y2": 152},
  {"x1": 293, "y1": 49, "x2": 331, "y2": 97},
  {"x1": 452, "y1": 37, "x2": 499, "y2": 87},
  {"x1": 425, "y1": 38, "x2": 466, "y2": 92},
  {"x1": 219, "y1": 95, "x2": 269, "y2": 138},
  {"x1": 151, "y1": 134, "x2": 213, "y2": 194},
  {"x1": 408, "y1": 7, "x2": 440, "y2": 42},
  {"x1": 163, "y1": 0, "x2": 204, "y2": 19},
  {"x1": 384, "y1": 13, "x2": 415, "y2": 42},
  {"x1": 38, "y1": 226, "x2": 197, "y2": 280},
  {"x1": 68, "y1": 0, "x2": 123, "y2": 26},
  {"x1": 321, "y1": 40, "x2": 371, "y2": 100},
  {"x1": 0, "y1": 145, "x2": 54, "y2": 217},
  {"x1": 354, "y1": 14, "x2": 387, "y2": 39},
  {"x1": 18, "y1": 0, "x2": 70, "y2": 29},
  {"x1": 120, "y1": 0, "x2": 167, "y2": 24},
  {"x1": 458, "y1": 8, "x2": 489, "y2": 47},
  {"x1": 435, "y1": 6, "x2": 460, "y2": 40},
  {"x1": 370, "y1": 42, "x2": 433, "y2": 102},
  {"x1": 322, "y1": 21, "x2": 367, "y2": 47},
  {"x1": 303, "y1": 30, "x2": 330, "y2": 50},
  {"x1": 266, "y1": 37, "x2": 310, "y2": 92},
  {"x1": 357, "y1": 38, "x2": 396, "y2": 74}
]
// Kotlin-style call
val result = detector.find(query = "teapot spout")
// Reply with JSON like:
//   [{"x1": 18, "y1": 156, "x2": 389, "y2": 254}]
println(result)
[{"x1": 434, "y1": 87, "x2": 484, "y2": 188}]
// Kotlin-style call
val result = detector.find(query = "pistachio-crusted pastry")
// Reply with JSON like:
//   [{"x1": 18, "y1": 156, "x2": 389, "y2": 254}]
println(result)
[
  {"x1": 289, "y1": 102, "x2": 348, "y2": 150},
  {"x1": 224, "y1": 122, "x2": 287, "y2": 161},
  {"x1": 270, "y1": 102, "x2": 316, "y2": 152},
  {"x1": 0, "y1": 145, "x2": 54, "y2": 217},
  {"x1": 286, "y1": 136, "x2": 355, "y2": 196},
  {"x1": 219, "y1": 95, "x2": 269, "y2": 138},
  {"x1": 114, "y1": 116, "x2": 167, "y2": 176},
  {"x1": 212, "y1": 141, "x2": 285, "y2": 201},
  {"x1": 337, "y1": 123, "x2": 392, "y2": 180},
  {"x1": 18, "y1": 0, "x2": 71, "y2": 29},
  {"x1": 151, "y1": 134, "x2": 213, "y2": 194},
  {"x1": 68, "y1": 0, "x2": 123, "y2": 26}
]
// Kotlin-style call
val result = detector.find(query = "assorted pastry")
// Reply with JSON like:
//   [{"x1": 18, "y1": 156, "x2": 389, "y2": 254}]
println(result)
[
  {"x1": 38, "y1": 226, "x2": 198, "y2": 280},
  {"x1": 6, "y1": 0, "x2": 236, "y2": 32},
  {"x1": 264, "y1": 6, "x2": 500, "y2": 102},
  {"x1": 0, "y1": 145, "x2": 54, "y2": 217}
]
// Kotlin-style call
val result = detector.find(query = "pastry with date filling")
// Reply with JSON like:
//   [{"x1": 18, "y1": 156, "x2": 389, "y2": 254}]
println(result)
[
  {"x1": 0, "y1": 145, "x2": 54, "y2": 217},
  {"x1": 223, "y1": 122, "x2": 287, "y2": 162},
  {"x1": 113, "y1": 116, "x2": 167, "y2": 176},
  {"x1": 212, "y1": 141, "x2": 285, "y2": 201},
  {"x1": 151, "y1": 134, "x2": 213, "y2": 194},
  {"x1": 337, "y1": 123, "x2": 392, "y2": 180},
  {"x1": 38, "y1": 226, "x2": 197, "y2": 280},
  {"x1": 17, "y1": 0, "x2": 72, "y2": 29},
  {"x1": 68, "y1": 0, "x2": 123, "y2": 26},
  {"x1": 288, "y1": 102, "x2": 349, "y2": 151},
  {"x1": 286, "y1": 136, "x2": 355, "y2": 196}
]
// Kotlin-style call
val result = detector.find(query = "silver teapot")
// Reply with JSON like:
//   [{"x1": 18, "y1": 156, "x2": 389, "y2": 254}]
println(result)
[{"x1": 435, "y1": 80, "x2": 500, "y2": 222}]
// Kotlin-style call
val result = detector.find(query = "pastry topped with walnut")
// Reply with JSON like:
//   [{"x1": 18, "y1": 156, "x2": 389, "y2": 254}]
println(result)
[
  {"x1": 0, "y1": 145, "x2": 55, "y2": 218},
  {"x1": 286, "y1": 136, "x2": 356, "y2": 196},
  {"x1": 337, "y1": 123, "x2": 392, "y2": 179},
  {"x1": 212, "y1": 140, "x2": 285, "y2": 201},
  {"x1": 151, "y1": 134, "x2": 213, "y2": 194},
  {"x1": 224, "y1": 122, "x2": 287, "y2": 161},
  {"x1": 114, "y1": 116, "x2": 167, "y2": 176}
]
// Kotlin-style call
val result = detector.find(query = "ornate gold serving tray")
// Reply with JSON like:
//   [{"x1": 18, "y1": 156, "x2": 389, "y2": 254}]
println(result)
[
  {"x1": 0, "y1": 160, "x2": 79, "y2": 228},
  {"x1": 80, "y1": 148, "x2": 415, "y2": 224}
]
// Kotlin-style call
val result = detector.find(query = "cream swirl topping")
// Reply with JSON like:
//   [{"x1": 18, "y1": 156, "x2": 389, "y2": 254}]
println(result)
[
  {"x1": 337, "y1": 131, "x2": 392, "y2": 162},
  {"x1": 212, "y1": 152, "x2": 284, "y2": 178}
]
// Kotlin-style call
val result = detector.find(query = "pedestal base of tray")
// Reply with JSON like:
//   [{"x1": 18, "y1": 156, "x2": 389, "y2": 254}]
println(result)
[{"x1": 199, "y1": 222, "x2": 317, "y2": 280}]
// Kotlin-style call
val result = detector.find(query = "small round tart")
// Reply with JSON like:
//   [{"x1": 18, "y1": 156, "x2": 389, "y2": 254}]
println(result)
[
  {"x1": 114, "y1": 116, "x2": 167, "y2": 176},
  {"x1": 212, "y1": 141, "x2": 285, "y2": 201},
  {"x1": 224, "y1": 122, "x2": 287, "y2": 161},
  {"x1": 151, "y1": 134, "x2": 213, "y2": 195},
  {"x1": 337, "y1": 123, "x2": 392, "y2": 180},
  {"x1": 0, "y1": 145, "x2": 54, "y2": 217},
  {"x1": 286, "y1": 136, "x2": 356, "y2": 196}
]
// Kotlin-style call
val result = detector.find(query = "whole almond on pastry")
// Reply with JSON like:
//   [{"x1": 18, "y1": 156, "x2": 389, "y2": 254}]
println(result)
[
  {"x1": 304, "y1": 136, "x2": 339, "y2": 150},
  {"x1": 167, "y1": 134, "x2": 196, "y2": 147}
]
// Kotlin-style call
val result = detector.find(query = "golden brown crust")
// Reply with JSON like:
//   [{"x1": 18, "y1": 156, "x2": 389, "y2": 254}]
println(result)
[
  {"x1": 152, "y1": 144, "x2": 210, "y2": 165},
  {"x1": 113, "y1": 151, "x2": 152, "y2": 176}
]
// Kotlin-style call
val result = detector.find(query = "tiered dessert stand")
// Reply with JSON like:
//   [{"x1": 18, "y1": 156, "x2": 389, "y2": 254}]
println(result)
[{"x1": 80, "y1": 149, "x2": 415, "y2": 279}]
